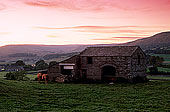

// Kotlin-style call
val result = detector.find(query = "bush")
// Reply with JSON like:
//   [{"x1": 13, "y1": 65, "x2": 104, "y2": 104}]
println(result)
[
  {"x1": 35, "y1": 60, "x2": 48, "y2": 70},
  {"x1": 116, "y1": 77, "x2": 130, "y2": 83},
  {"x1": 132, "y1": 76, "x2": 148, "y2": 83},
  {"x1": 148, "y1": 67, "x2": 158, "y2": 74},
  {"x1": 4, "y1": 71, "x2": 30, "y2": 81},
  {"x1": 147, "y1": 67, "x2": 170, "y2": 75}
]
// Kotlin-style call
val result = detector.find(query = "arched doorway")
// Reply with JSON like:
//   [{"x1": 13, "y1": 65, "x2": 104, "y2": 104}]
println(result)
[{"x1": 101, "y1": 65, "x2": 116, "y2": 82}]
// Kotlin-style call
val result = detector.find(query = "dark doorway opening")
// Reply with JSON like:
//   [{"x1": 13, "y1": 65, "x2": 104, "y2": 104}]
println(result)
[
  {"x1": 102, "y1": 66, "x2": 116, "y2": 82},
  {"x1": 61, "y1": 66, "x2": 72, "y2": 75},
  {"x1": 61, "y1": 69, "x2": 72, "y2": 75},
  {"x1": 87, "y1": 57, "x2": 93, "y2": 64},
  {"x1": 82, "y1": 69, "x2": 87, "y2": 79}
]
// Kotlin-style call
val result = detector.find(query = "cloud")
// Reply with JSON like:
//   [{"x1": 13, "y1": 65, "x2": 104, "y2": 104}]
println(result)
[
  {"x1": 33, "y1": 25, "x2": 162, "y2": 34},
  {"x1": 24, "y1": 0, "x2": 104, "y2": 11},
  {"x1": 93, "y1": 38, "x2": 117, "y2": 41},
  {"x1": 113, "y1": 37, "x2": 142, "y2": 39},
  {"x1": 93, "y1": 37, "x2": 143, "y2": 41},
  {"x1": 85, "y1": 29, "x2": 161, "y2": 34},
  {"x1": 76, "y1": 29, "x2": 156, "y2": 34},
  {"x1": 0, "y1": 3, "x2": 6, "y2": 10},
  {"x1": 24, "y1": 0, "x2": 151, "y2": 12},
  {"x1": 33, "y1": 25, "x2": 170, "y2": 30},
  {"x1": 24, "y1": 0, "x2": 58, "y2": 8},
  {"x1": 46, "y1": 34, "x2": 58, "y2": 38},
  {"x1": 33, "y1": 25, "x2": 137, "y2": 30},
  {"x1": 117, "y1": 34, "x2": 151, "y2": 37},
  {"x1": 0, "y1": 32, "x2": 11, "y2": 35}
]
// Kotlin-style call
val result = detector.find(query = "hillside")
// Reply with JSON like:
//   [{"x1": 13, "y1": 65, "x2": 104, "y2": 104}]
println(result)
[
  {"x1": 0, "y1": 44, "x2": 88, "y2": 57},
  {"x1": 0, "y1": 44, "x2": 116, "y2": 57},
  {"x1": 122, "y1": 31, "x2": 170, "y2": 50},
  {"x1": 0, "y1": 44, "x2": 101, "y2": 64},
  {"x1": 1, "y1": 31, "x2": 170, "y2": 57},
  {"x1": 0, "y1": 71, "x2": 170, "y2": 111},
  {"x1": 0, "y1": 31, "x2": 170, "y2": 64}
]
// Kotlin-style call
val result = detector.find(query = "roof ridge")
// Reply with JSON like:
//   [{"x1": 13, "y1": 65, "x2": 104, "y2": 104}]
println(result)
[{"x1": 80, "y1": 46, "x2": 141, "y2": 57}]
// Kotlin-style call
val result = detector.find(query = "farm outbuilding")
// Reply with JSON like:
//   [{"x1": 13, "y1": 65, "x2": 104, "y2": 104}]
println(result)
[{"x1": 48, "y1": 46, "x2": 147, "y2": 83}]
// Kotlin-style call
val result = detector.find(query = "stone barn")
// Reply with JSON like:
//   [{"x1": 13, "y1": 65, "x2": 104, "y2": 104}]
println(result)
[{"x1": 48, "y1": 46, "x2": 147, "y2": 82}]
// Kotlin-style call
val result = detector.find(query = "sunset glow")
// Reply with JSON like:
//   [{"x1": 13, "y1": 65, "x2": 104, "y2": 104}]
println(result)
[{"x1": 0, "y1": 0, "x2": 170, "y2": 46}]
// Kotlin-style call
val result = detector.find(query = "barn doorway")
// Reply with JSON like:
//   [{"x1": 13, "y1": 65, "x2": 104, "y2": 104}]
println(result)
[
  {"x1": 59, "y1": 63, "x2": 75, "y2": 76},
  {"x1": 101, "y1": 65, "x2": 116, "y2": 82}
]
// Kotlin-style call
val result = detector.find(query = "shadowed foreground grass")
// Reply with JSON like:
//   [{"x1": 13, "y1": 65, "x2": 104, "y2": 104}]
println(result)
[
  {"x1": 147, "y1": 75, "x2": 170, "y2": 80},
  {"x1": 0, "y1": 72, "x2": 170, "y2": 111}
]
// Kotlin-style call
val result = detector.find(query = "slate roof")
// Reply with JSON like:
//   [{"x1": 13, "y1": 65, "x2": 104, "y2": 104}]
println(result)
[{"x1": 79, "y1": 46, "x2": 139, "y2": 57}]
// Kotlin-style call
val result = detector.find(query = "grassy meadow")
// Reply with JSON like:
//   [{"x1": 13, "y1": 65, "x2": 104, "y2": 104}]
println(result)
[
  {"x1": 157, "y1": 67, "x2": 170, "y2": 72},
  {"x1": 0, "y1": 72, "x2": 170, "y2": 112},
  {"x1": 147, "y1": 75, "x2": 170, "y2": 80}
]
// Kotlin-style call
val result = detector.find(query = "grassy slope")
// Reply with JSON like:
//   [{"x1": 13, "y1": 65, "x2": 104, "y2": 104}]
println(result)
[
  {"x1": 147, "y1": 75, "x2": 170, "y2": 80},
  {"x1": 0, "y1": 72, "x2": 170, "y2": 112},
  {"x1": 157, "y1": 67, "x2": 170, "y2": 72},
  {"x1": 0, "y1": 71, "x2": 37, "y2": 81}
]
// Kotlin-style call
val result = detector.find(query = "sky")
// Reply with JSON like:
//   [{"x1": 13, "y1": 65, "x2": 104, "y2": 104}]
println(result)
[{"x1": 0, "y1": 0, "x2": 170, "y2": 46}]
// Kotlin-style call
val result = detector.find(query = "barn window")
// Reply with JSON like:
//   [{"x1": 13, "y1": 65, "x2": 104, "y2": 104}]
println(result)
[
  {"x1": 87, "y1": 57, "x2": 93, "y2": 64},
  {"x1": 138, "y1": 55, "x2": 141, "y2": 65}
]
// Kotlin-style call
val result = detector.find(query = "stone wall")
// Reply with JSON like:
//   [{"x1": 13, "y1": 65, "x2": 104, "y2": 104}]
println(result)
[
  {"x1": 130, "y1": 47, "x2": 147, "y2": 79},
  {"x1": 80, "y1": 56, "x2": 132, "y2": 80},
  {"x1": 48, "y1": 47, "x2": 147, "y2": 82},
  {"x1": 48, "y1": 64, "x2": 60, "y2": 81},
  {"x1": 48, "y1": 55, "x2": 81, "y2": 81}
]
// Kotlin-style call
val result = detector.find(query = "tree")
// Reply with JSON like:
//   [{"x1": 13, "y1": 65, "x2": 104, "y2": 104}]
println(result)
[
  {"x1": 4, "y1": 71, "x2": 30, "y2": 81},
  {"x1": 49, "y1": 61, "x2": 57, "y2": 67},
  {"x1": 149, "y1": 56, "x2": 164, "y2": 66},
  {"x1": 15, "y1": 60, "x2": 25, "y2": 66},
  {"x1": 148, "y1": 67, "x2": 158, "y2": 75},
  {"x1": 35, "y1": 60, "x2": 48, "y2": 70},
  {"x1": 23, "y1": 65, "x2": 34, "y2": 71}
]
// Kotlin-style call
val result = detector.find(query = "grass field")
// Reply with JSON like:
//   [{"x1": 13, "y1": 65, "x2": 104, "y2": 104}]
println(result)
[
  {"x1": 157, "y1": 67, "x2": 170, "y2": 72},
  {"x1": 147, "y1": 75, "x2": 170, "y2": 80},
  {"x1": 26, "y1": 71, "x2": 38, "y2": 80},
  {"x1": 0, "y1": 72, "x2": 170, "y2": 111},
  {"x1": 0, "y1": 71, "x2": 37, "y2": 81},
  {"x1": 146, "y1": 67, "x2": 170, "y2": 73}
]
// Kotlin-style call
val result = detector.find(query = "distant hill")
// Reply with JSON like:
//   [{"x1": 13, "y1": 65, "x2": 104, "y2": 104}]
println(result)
[
  {"x1": 43, "y1": 52, "x2": 79, "y2": 60},
  {"x1": 0, "y1": 44, "x2": 89, "y2": 57},
  {"x1": 0, "y1": 31, "x2": 170, "y2": 64},
  {"x1": 0, "y1": 44, "x2": 117, "y2": 57},
  {"x1": 121, "y1": 31, "x2": 170, "y2": 50},
  {"x1": 8, "y1": 53, "x2": 37, "y2": 57}
]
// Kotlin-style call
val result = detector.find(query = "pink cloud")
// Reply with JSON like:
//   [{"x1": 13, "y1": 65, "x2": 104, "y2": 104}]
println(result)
[
  {"x1": 77, "y1": 29, "x2": 159, "y2": 34},
  {"x1": 46, "y1": 35, "x2": 58, "y2": 38},
  {"x1": 24, "y1": 0, "x2": 61, "y2": 8},
  {"x1": 0, "y1": 32, "x2": 11, "y2": 35},
  {"x1": 33, "y1": 25, "x2": 162, "y2": 34},
  {"x1": 33, "y1": 25, "x2": 137, "y2": 30},
  {"x1": 24, "y1": 0, "x2": 154, "y2": 12},
  {"x1": 34, "y1": 25, "x2": 169, "y2": 30},
  {"x1": 93, "y1": 38, "x2": 117, "y2": 41},
  {"x1": 24, "y1": 0, "x2": 105, "y2": 11},
  {"x1": 113, "y1": 37, "x2": 142, "y2": 39},
  {"x1": 0, "y1": 3, "x2": 5, "y2": 10},
  {"x1": 93, "y1": 37, "x2": 143, "y2": 41}
]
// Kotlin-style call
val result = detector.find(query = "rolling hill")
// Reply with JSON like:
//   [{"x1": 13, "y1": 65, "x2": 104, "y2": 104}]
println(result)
[
  {"x1": 0, "y1": 44, "x2": 88, "y2": 57},
  {"x1": 122, "y1": 31, "x2": 170, "y2": 50},
  {"x1": 0, "y1": 31, "x2": 170, "y2": 64},
  {"x1": 0, "y1": 44, "x2": 117, "y2": 57}
]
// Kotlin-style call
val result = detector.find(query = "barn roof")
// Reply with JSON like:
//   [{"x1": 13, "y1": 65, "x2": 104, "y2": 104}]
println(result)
[{"x1": 79, "y1": 46, "x2": 139, "y2": 57}]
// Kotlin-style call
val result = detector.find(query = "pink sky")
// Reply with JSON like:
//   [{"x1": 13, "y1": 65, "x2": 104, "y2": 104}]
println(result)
[{"x1": 0, "y1": 0, "x2": 170, "y2": 46}]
